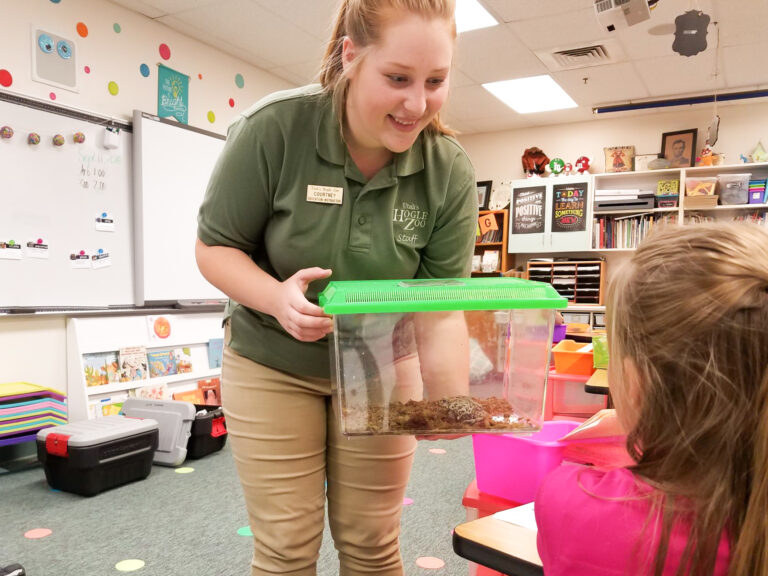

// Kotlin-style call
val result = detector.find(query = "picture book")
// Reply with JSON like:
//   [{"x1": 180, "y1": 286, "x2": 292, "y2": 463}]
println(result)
[
  {"x1": 82, "y1": 351, "x2": 120, "y2": 387},
  {"x1": 132, "y1": 382, "x2": 169, "y2": 400},
  {"x1": 172, "y1": 347, "x2": 194, "y2": 373},
  {"x1": 172, "y1": 388, "x2": 204, "y2": 404},
  {"x1": 146, "y1": 315, "x2": 173, "y2": 341},
  {"x1": 197, "y1": 377, "x2": 221, "y2": 406},
  {"x1": 208, "y1": 338, "x2": 224, "y2": 369},
  {"x1": 118, "y1": 346, "x2": 149, "y2": 382},
  {"x1": 89, "y1": 394, "x2": 127, "y2": 418},
  {"x1": 147, "y1": 349, "x2": 177, "y2": 378}
]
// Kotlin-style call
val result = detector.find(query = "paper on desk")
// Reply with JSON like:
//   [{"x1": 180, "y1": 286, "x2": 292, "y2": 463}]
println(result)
[{"x1": 493, "y1": 502, "x2": 538, "y2": 532}]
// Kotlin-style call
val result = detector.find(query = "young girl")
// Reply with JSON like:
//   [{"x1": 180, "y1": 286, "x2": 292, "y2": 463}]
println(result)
[
  {"x1": 535, "y1": 221, "x2": 768, "y2": 575},
  {"x1": 196, "y1": 1, "x2": 475, "y2": 574}
]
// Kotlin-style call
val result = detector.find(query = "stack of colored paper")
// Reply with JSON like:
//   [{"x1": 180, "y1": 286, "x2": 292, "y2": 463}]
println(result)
[
  {"x1": 0, "y1": 382, "x2": 67, "y2": 447},
  {"x1": 749, "y1": 178, "x2": 767, "y2": 204}
]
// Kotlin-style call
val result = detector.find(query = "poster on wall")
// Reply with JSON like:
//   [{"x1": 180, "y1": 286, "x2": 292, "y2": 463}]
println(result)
[
  {"x1": 551, "y1": 182, "x2": 588, "y2": 233},
  {"x1": 157, "y1": 64, "x2": 189, "y2": 124},
  {"x1": 511, "y1": 185, "x2": 546, "y2": 234}
]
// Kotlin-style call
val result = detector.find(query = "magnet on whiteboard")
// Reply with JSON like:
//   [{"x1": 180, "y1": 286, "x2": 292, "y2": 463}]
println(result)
[{"x1": 103, "y1": 125, "x2": 120, "y2": 150}]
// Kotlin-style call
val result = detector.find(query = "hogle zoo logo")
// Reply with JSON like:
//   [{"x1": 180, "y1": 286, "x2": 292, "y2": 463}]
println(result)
[{"x1": 392, "y1": 201, "x2": 429, "y2": 245}]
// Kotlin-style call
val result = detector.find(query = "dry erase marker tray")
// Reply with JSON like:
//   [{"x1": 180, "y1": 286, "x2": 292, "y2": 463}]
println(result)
[{"x1": 319, "y1": 278, "x2": 567, "y2": 436}]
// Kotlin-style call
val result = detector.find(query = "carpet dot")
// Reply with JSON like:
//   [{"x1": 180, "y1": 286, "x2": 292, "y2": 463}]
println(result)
[
  {"x1": 115, "y1": 559, "x2": 145, "y2": 572},
  {"x1": 416, "y1": 556, "x2": 445, "y2": 569},
  {"x1": 429, "y1": 448, "x2": 446, "y2": 455},
  {"x1": 403, "y1": 497, "x2": 414, "y2": 506},
  {"x1": 24, "y1": 528, "x2": 52, "y2": 539},
  {"x1": 175, "y1": 467, "x2": 194, "y2": 474},
  {"x1": 237, "y1": 525, "x2": 253, "y2": 537}
]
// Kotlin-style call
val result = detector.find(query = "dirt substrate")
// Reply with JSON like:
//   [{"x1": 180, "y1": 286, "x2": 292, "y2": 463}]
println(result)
[{"x1": 341, "y1": 395, "x2": 536, "y2": 434}]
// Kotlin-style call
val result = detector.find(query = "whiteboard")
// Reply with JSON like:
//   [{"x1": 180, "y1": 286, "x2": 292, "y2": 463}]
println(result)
[
  {"x1": 0, "y1": 93, "x2": 134, "y2": 308},
  {"x1": 132, "y1": 111, "x2": 226, "y2": 305}
]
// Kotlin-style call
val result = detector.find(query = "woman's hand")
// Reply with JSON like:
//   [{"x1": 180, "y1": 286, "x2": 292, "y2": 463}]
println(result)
[{"x1": 272, "y1": 267, "x2": 334, "y2": 342}]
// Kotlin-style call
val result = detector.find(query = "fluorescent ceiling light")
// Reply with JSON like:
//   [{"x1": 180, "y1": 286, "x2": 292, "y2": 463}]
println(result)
[
  {"x1": 482, "y1": 75, "x2": 578, "y2": 114},
  {"x1": 455, "y1": 0, "x2": 498, "y2": 34}
]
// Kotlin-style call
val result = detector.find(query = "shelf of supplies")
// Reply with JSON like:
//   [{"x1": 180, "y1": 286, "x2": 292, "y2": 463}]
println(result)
[
  {"x1": 593, "y1": 207, "x2": 679, "y2": 215},
  {"x1": 83, "y1": 367, "x2": 222, "y2": 397},
  {"x1": 683, "y1": 202, "x2": 768, "y2": 211}
]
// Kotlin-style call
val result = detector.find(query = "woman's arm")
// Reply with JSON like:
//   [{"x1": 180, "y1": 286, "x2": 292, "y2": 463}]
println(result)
[{"x1": 195, "y1": 239, "x2": 333, "y2": 342}]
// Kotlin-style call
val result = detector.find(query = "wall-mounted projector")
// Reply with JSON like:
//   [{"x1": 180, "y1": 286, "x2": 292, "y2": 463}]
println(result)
[{"x1": 595, "y1": 0, "x2": 651, "y2": 32}]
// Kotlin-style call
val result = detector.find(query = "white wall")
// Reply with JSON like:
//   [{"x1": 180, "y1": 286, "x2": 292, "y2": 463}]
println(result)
[
  {"x1": 460, "y1": 101, "x2": 768, "y2": 185},
  {"x1": 0, "y1": 0, "x2": 293, "y2": 398}
]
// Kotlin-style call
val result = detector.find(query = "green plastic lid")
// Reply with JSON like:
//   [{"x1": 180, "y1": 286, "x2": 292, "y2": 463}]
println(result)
[{"x1": 319, "y1": 277, "x2": 567, "y2": 314}]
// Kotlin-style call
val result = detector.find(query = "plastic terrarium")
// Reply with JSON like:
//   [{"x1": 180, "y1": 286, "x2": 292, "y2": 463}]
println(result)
[{"x1": 319, "y1": 277, "x2": 567, "y2": 436}]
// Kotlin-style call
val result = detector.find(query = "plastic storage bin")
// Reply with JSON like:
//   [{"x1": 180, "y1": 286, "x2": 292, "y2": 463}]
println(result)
[
  {"x1": 472, "y1": 420, "x2": 581, "y2": 503},
  {"x1": 549, "y1": 369, "x2": 607, "y2": 416},
  {"x1": 187, "y1": 404, "x2": 228, "y2": 459},
  {"x1": 36, "y1": 415, "x2": 159, "y2": 496},
  {"x1": 717, "y1": 173, "x2": 751, "y2": 205},
  {"x1": 121, "y1": 398, "x2": 195, "y2": 466},
  {"x1": 552, "y1": 339, "x2": 595, "y2": 376},
  {"x1": 320, "y1": 277, "x2": 567, "y2": 436}
]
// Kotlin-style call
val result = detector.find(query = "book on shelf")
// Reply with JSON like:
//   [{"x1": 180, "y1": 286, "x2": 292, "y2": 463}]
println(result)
[
  {"x1": 147, "y1": 349, "x2": 178, "y2": 378},
  {"x1": 198, "y1": 377, "x2": 221, "y2": 406},
  {"x1": 118, "y1": 346, "x2": 149, "y2": 382},
  {"x1": 208, "y1": 338, "x2": 224, "y2": 369},
  {"x1": 172, "y1": 388, "x2": 205, "y2": 404},
  {"x1": 89, "y1": 394, "x2": 128, "y2": 418},
  {"x1": 131, "y1": 382, "x2": 169, "y2": 400},
  {"x1": 82, "y1": 351, "x2": 120, "y2": 387},
  {"x1": 656, "y1": 180, "x2": 680, "y2": 196},
  {"x1": 171, "y1": 347, "x2": 194, "y2": 373}
]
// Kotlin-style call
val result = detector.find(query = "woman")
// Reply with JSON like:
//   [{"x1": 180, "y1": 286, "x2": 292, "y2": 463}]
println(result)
[{"x1": 195, "y1": 1, "x2": 477, "y2": 574}]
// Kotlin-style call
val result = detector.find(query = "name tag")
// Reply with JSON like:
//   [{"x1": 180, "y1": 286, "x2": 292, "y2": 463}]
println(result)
[{"x1": 307, "y1": 184, "x2": 343, "y2": 205}]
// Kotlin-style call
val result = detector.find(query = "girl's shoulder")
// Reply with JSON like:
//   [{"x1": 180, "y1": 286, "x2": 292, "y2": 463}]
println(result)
[{"x1": 538, "y1": 464, "x2": 654, "y2": 506}]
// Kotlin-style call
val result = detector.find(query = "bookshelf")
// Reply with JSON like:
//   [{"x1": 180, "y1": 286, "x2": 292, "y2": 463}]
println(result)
[
  {"x1": 472, "y1": 209, "x2": 509, "y2": 276},
  {"x1": 526, "y1": 260, "x2": 605, "y2": 305},
  {"x1": 66, "y1": 312, "x2": 224, "y2": 421}
]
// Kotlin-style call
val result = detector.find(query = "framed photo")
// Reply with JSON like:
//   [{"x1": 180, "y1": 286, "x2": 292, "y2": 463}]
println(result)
[
  {"x1": 604, "y1": 145, "x2": 634, "y2": 173},
  {"x1": 661, "y1": 129, "x2": 697, "y2": 168},
  {"x1": 476, "y1": 180, "x2": 492, "y2": 210}
]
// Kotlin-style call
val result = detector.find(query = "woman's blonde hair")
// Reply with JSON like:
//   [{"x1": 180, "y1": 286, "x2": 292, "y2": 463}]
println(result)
[
  {"x1": 318, "y1": 0, "x2": 456, "y2": 137},
  {"x1": 607, "y1": 222, "x2": 768, "y2": 576}
]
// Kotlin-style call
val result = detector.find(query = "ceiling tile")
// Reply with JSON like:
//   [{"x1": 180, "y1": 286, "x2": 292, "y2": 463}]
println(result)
[
  {"x1": 722, "y1": 41, "x2": 768, "y2": 87},
  {"x1": 455, "y1": 24, "x2": 548, "y2": 83},
  {"x1": 554, "y1": 62, "x2": 650, "y2": 107},
  {"x1": 252, "y1": 0, "x2": 340, "y2": 40},
  {"x1": 508, "y1": 6, "x2": 607, "y2": 52},
  {"x1": 481, "y1": 0, "x2": 595, "y2": 24},
  {"x1": 634, "y1": 52, "x2": 726, "y2": 98}
]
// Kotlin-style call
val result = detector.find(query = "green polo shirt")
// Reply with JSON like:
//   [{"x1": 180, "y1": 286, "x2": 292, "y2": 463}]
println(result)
[{"x1": 197, "y1": 84, "x2": 477, "y2": 378}]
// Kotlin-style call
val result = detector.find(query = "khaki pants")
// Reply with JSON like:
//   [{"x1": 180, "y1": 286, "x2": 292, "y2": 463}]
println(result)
[{"x1": 222, "y1": 340, "x2": 416, "y2": 575}]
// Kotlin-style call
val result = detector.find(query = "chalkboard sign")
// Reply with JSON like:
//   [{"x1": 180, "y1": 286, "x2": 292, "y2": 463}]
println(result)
[
  {"x1": 511, "y1": 185, "x2": 546, "y2": 234},
  {"x1": 551, "y1": 182, "x2": 588, "y2": 233},
  {"x1": 132, "y1": 111, "x2": 226, "y2": 305},
  {"x1": 0, "y1": 92, "x2": 134, "y2": 308}
]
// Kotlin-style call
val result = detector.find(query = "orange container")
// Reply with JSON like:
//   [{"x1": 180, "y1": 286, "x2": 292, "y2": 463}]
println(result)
[{"x1": 552, "y1": 339, "x2": 595, "y2": 376}]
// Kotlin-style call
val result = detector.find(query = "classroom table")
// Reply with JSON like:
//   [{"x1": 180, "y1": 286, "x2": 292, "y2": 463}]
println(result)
[{"x1": 452, "y1": 515, "x2": 543, "y2": 576}]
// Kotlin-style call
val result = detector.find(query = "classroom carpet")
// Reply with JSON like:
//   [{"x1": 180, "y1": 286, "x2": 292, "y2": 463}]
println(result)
[{"x1": 0, "y1": 436, "x2": 478, "y2": 576}]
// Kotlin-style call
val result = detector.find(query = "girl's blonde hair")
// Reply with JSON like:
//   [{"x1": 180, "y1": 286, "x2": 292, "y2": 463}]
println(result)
[
  {"x1": 318, "y1": 0, "x2": 456, "y2": 137},
  {"x1": 607, "y1": 222, "x2": 768, "y2": 576}
]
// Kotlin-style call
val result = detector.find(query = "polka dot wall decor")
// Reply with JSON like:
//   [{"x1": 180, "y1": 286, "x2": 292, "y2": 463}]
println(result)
[
  {"x1": 108, "y1": 81, "x2": 119, "y2": 95},
  {"x1": 0, "y1": 69, "x2": 13, "y2": 87},
  {"x1": 113, "y1": 23, "x2": 122, "y2": 33},
  {"x1": 159, "y1": 43, "x2": 171, "y2": 60},
  {"x1": 235, "y1": 73, "x2": 244, "y2": 88},
  {"x1": 139, "y1": 63, "x2": 150, "y2": 77}
]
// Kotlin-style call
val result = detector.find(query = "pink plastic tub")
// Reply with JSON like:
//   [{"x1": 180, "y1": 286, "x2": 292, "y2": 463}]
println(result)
[{"x1": 472, "y1": 420, "x2": 580, "y2": 503}]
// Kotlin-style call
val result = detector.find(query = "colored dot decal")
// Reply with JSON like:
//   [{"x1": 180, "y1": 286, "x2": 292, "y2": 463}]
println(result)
[
  {"x1": 237, "y1": 526, "x2": 253, "y2": 537},
  {"x1": 159, "y1": 43, "x2": 171, "y2": 60},
  {"x1": 207, "y1": 111, "x2": 216, "y2": 123},
  {"x1": 49, "y1": 92, "x2": 57, "y2": 100},
  {"x1": 0, "y1": 69, "x2": 13, "y2": 87},
  {"x1": 175, "y1": 466, "x2": 194, "y2": 474},
  {"x1": 49, "y1": 0, "x2": 61, "y2": 3},
  {"x1": 24, "y1": 528, "x2": 52, "y2": 539},
  {"x1": 416, "y1": 557, "x2": 445, "y2": 570},
  {"x1": 113, "y1": 23, "x2": 122, "y2": 33},
  {"x1": 76, "y1": 22, "x2": 89, "y2": 37},
  {"x1": 198, "y1": 73, "x2": 203, "y2": 80},
  {"x1": 429, "y1": 448, "x2": 446, "y2": 455},
  {"x1": 115, "y1": 559, "x2": 145, "y2": 572},
  {"x1": 403, "y1": 497, "x2": 414, "y2": 506},
  {"x1": 228, "y1": 98, "x2": 235, "y2": 108},
  {"x1": 107, "y1": 81, "x2": 119, "y2": 95},
  {"x1": 139, "y1": 63, "x2": 150, "y2": 77},
  {"x1": 235, "y1": 73, "x2": 244, "y2": 88},
  {"x1": 84, "y1": 65, "x2": 91, "y2": 74}
]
